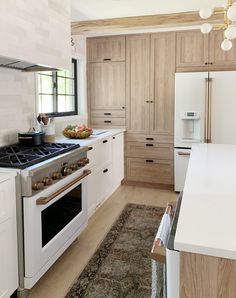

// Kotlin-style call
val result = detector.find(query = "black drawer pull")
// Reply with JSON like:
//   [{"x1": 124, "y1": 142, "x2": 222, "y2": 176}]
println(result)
[
  {"x1": 103, "y1": 140, "x2": 108, "y2": 143},
  {"x1": 146, "y1": 160, "x2": 154, "y2": 163},
  {"x1": 103, "y1": 169, "x2": 108, "y2": 173},
  {"x1": 146, "y1": 138, "x2": 154, "y2": 141},
  {"x1": 113, "y1": 136, "x2": 116, "y2": 139},
  {"x1": 146, "y1": 144, "x2": 154, "y2": 147},
  {"x1": 104, "y1": 120, "x2": 111, "y2": 123},
  {"x1": 104, "y1": 112, "x2": 111, "y2": 116},
  {"x1": 88, "y1": 147, "x2": 93, "y2": 151},
  {"x1": 104, "y1": 58, "x2": 111, "y2": 61}
]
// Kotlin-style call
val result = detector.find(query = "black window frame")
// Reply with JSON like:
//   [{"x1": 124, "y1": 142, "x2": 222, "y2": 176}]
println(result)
[{"x1": 38, "y1": 59, "x2": 78, "y2": 117}]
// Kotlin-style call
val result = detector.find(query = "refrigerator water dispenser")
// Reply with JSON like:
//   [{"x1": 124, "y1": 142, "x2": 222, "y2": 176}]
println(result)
[{"x1": 181, "y1": 111, "x2": 201, "y2": 142}]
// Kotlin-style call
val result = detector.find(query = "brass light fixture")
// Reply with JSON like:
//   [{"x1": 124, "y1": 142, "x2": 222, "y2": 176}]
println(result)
[{"x1": 199, "y1": 0, "x2": 236, "y2": 51}]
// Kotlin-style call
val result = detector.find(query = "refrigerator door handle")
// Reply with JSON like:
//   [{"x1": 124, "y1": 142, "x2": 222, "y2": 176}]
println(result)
[
  {"x1": 208, "y1": 78, "x2": 213, "y2": 143},
  {"x1": 204, "y1": 78, "x2": 209, "y2": 143}
]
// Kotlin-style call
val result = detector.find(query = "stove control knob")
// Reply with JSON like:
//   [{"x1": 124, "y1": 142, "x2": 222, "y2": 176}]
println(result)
[
  {"x1": 42, "y1": 177, "x2": 53, "y2": 186},
  {"x1": 70, "y1": 163, "x2": 78, "y2": 171},
  {"x1": 84, "y1": 158, "x2": 89, "y2": 164},
  {"x1": 51, "y1": 172, "x2": 62, "y2": 180},
  {"x1": 61, "y1": 166, "x2": 73, "y2": 176},
  {"x1": 32, "y1": 181, "x2": 44, "y2": 191},
  {"x1": 77, "y1": 158, "x2": 86, "y2": 167}
]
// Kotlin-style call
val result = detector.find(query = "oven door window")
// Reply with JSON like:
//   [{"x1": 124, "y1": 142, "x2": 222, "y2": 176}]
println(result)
[{"x1": 41, "y1": 184, "x2": 82, "y2": 247}]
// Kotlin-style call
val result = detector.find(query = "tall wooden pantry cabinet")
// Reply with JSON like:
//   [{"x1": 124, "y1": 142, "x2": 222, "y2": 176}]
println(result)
[{"x1": 87, "y1": 33, "x2": 175, "y2": 189}]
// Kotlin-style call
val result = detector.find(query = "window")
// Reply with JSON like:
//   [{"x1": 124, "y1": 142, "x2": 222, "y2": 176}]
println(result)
[{"x1": 38, "y1": 59, "x2": 77, "y2": 117}]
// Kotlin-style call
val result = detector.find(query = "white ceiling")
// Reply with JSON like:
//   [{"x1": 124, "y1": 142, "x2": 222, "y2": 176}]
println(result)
[{"x1": 71, "y1": 0, "x2": 226, "y2": 21}]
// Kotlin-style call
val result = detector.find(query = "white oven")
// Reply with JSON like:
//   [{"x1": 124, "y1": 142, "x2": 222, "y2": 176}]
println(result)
[{"x1": 23, "y1": 169, "x2": 90, "y2": 289}]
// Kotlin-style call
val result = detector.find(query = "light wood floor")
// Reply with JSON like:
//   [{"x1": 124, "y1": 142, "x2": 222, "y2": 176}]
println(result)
[{"x1": 29, "y1": 185, "x2": 178, "y2": 298}]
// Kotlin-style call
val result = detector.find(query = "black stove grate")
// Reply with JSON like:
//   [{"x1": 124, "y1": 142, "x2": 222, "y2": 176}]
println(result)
[{"x1": 0, "y1": 143, "x2": 80, "y2": 169}]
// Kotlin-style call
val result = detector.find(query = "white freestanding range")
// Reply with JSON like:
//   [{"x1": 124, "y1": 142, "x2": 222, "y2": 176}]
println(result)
[{"x1": 174, "y1": 71, "x2": 236, "y2": 191}]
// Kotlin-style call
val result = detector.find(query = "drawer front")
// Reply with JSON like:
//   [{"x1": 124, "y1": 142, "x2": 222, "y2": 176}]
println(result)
[
  {"x1": 96, "y1": 137, "x2": 112, "y2": 168},
  {"x1": 91, "y1": 110, "x2": 125, "y2": 118},
  {"x1": 90, "y1": 117, "x2": 125, "y2": 127},
  {"x1": 126, "y1": 157, "x2": 174, "y2": 185},
  {"x1": 126, "y1": 133, "x2": 174, "y2": 144},
  {"x1": 0, "y1": 179, "x2": 15, "y2": 224},
  {"x1": 126, "y1": 142, "x2": 173, "y2": 160},
  {"x1": 96, "y1": 163, "x2": 113, "y2": 206}
]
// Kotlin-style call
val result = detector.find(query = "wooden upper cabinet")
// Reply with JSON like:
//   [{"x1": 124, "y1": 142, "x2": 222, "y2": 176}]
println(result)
[
  {"x1": 126, "y1": 35, "x2": 150, "y2": 133},
  {"x1": 209, "y1": 30, "x2": 236, "y2": 69},
  {"x1": 176, "y1": 30, "x2": 209, "y2": 71},
  {"x1": 87, "y1": 36, "x2": 125, "y2": 62},
  {"x1": 150, "y1": 32, "x2": 175, "y2": 136},
  {"x1": 88, "y1": 61, "x2": 125, "y2": 110}
]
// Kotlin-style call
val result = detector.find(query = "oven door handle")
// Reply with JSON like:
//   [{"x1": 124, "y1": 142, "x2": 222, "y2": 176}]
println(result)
[{"x1": 36, "y1": 169, "x2": 91, "y2": 205}]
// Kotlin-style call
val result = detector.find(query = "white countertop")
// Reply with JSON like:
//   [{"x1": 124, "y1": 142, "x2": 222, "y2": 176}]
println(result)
[
  {"x1": 175, "y1": 143, "x2": 236, "y2": 260},
  {"x1": 56, "y1": 129, "x2": 125, "y2": 147}
]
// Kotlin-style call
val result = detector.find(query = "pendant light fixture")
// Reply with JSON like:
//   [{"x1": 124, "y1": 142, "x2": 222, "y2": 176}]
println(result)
[{"x1": 199, "y1": 0, "x2": 236, "y2": 51}]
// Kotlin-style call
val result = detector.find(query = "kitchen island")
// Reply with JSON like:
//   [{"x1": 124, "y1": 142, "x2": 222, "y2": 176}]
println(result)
[{"x1": 175, "y1": 144, "x2": 236, "y2": 297}]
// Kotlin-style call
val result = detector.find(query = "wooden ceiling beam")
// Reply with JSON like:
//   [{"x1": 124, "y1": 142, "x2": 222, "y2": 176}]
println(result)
[{"x1": 71, "y1": 10, "x2": 224, "y2": 35}]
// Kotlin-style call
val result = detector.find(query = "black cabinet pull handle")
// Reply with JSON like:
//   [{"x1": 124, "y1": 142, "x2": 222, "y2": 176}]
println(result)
[
  {"x1": 122, "y1": 106, "x2": 125, "y2": 109},
  {"x1": 88, "y1": 147, "x2": 93, "y2": 151},
  {"x1": 104, "y1": 120, "x2": 111, "y2": 123},
  {"x1": 103, "y1": 169, "x2": 108, "y2": 173},
  {"x1": 146, "y1": 144, "x2": 154, "y2": 147},
  {"x1": 113, "y1": 136, "x2": 116, "y2": 139},
  {"x1": 146, "y1": 160, "x2": 154, "y2": 163},
  {"x1": 146, "y1": 100, "x2": 150, "y2": 103},
  {"x1": 146, "y1": 138, "x2": 154, "y2": 141},
  {"x1": 104, "y1": 112, "x2": 111, "y2": 115},
  {"x1": 103, "y1": 140, "x2": 108, "y2": 143},
  {"x1": 104, "y1": 58, "x2": 111, "y2": 61},
  {"x1": 205, "y1": 62, "x2": 208, "y2": 65}
]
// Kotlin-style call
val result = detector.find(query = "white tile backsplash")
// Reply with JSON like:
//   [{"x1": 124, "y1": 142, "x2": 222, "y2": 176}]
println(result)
[{"x1": 0, "y1": 68, "x2": 36, "y2": 146}]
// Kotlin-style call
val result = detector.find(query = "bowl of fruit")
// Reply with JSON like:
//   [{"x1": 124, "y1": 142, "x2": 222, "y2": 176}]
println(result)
[{"x1": 63, "y1": 124, "x2": 93, "y2": 139}]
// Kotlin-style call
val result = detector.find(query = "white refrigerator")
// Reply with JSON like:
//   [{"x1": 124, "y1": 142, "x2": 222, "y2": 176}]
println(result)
[{"x1": 174, "y1": 71, "x2": 236, "y2": 191}]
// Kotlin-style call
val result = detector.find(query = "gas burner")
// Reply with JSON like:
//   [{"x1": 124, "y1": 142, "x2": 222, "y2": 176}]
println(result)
[{"x1": 0, "y1": 143, "x2": 80, "y2": 169}]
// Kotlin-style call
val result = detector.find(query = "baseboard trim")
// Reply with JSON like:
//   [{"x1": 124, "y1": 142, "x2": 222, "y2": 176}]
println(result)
[{"x1": 122, "y1": 180, "x2": 174, "y2": 191}]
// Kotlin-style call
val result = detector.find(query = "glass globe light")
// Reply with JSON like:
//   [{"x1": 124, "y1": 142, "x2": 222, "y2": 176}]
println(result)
[
  {"x1": 227, "y1": 3, "x2": 236, "y2": 22},
  {"x1": 199, "y1": 8, "x2": 213, "y2": 19},
  {"x1": 224, "y1": 25, "x2": 236, "y2": 40},
  {"x1": 200, "y1": 23, "x2": 213, "y2": 34},
  {"x1": 221, "y1": 39, "x2": 233, "y2": 51}
]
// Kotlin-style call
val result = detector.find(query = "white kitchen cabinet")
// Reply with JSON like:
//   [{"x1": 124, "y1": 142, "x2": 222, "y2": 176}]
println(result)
[
  {"x1": 87, "y1": 132, "x2": 124, "y2": 217},
  {"x1": 112, "y1": 133, "x2": 124, "y2": 189},
  {"x1": 0, "y1": 175, "x2": 18, "y2": 298}
]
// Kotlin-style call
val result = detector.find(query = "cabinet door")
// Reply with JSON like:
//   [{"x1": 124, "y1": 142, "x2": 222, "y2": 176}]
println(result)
[
  {"x1": 150, "y1": 32, "x2": 175, "y2": 136},
  {"x1": 0, "y1": 178, "x2": 18, "y2": 297},
  {"x1": 126, "y1": 35, "x2": 150, "y2": 133},
  {"x1": 112, "y1": 133, "x2": 124, "y2": 189},
  {"x1": 176, "y1": 30, "x2": 209, "y2": 71},
  {"x1": 209, "y1": 30, "x2": 236, "y2": 70},
  {"x1": 88, "y1": 62, "x2": 125, "y2": 110},
  {"x1": 87, "y1": 36, "x2": 125, "y2": 62}
]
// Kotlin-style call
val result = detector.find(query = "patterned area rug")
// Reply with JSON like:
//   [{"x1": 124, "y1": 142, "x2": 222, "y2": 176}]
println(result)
[{"x1": 66, "y1": 203, "x2": 165, "y2": 298}]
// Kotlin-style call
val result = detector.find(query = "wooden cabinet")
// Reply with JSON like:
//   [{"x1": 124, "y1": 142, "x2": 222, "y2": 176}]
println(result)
[
  {"x1": 87, "y1": 36, "x2": 125, "y2": 62},
  {"x1": 126, "y1": 33, "x2": 175, "y2": 137},
  {"x1": 176, "y1": 30, "x2": 209, "y2": 71},
  {"x1": 125, "y1": 33, "x2": 175, "y2": 187},
  {"x1": 126, "y1": 34, "x2": 150, "y2": 134},
  {"x1": 87, "y1": 37, "x2": 126, "y2": 128},
  {"x1": 209, "y1": 30, "x2": 236, "y2": 69},
  {"x1": 0, "y1": 175, "x2": 18, "y2": 298},
  {"x1": 176, "y1": 30, "x2": 236, "y2": 71},
  {"x1": 150, "y1": 32, "x2": 175, "y2": 135},
  {"x1": 88, "y1": 62, "x2": 125, "y2": 110},
  {"x1": 126, "y1": 158, "x2": 173, "y2": 185}
]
